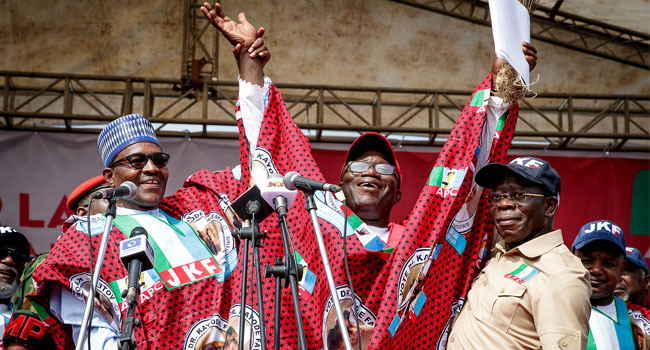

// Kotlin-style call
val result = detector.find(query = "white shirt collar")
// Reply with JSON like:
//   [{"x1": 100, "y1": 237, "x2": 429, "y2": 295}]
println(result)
[{"x1": 116, "y1": 206, "x2": 163, "y2": 218}]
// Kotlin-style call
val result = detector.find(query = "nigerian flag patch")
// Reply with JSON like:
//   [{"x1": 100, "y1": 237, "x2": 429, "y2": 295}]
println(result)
[
  {"x1": 469, "y1": 89, "x2": 491, "y2": 107},
  {"x1": 505, "y1": 263, "x2": 539, "y2": 284}
]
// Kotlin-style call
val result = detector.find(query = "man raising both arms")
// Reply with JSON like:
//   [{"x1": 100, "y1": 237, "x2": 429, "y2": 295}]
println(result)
[{"x1": 202, "y1": 3, "x2": 541, "y2": 348}]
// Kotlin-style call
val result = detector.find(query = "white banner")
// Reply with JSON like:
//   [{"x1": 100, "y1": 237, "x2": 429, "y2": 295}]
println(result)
[{"x1": 0, "y1": 130, "x2": 241, "y2": 253}]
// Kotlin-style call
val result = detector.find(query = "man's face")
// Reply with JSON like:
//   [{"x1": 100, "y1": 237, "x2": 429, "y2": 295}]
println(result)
[
  {"x1": 76, "y1": 189, "x2": 110, "y2": 217},
  {"x1": 104, "y1": 142, "x2": 169, "y2": 210},
  {"x1": 0, "y1": 243, "x2": 25, "y2": 299},
  {"x1": 615, "y1": 265, "x2": 649, "y2": 303},
  {"x1": 224, "y1": 333, "x2": 238, "y2": 350},
  {"x1": 346, "y1": 320, "x2": 359, "y2": 346},
  {"x1": 490, "y1": 176, "x2": 551, "y2": 246},
  {"x1": 88, "y1": 197, "x2": 110, "y2": 216},
  {"x1": 574, "y1": 245, "x2": 625, "y2": 306},
  {"x1": 340, "y1": 151, "x2": 401, "y2": 225}
]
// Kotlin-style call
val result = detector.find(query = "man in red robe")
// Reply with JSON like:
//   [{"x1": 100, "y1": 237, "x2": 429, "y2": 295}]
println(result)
[
  {"x1": 202, "y1": 2, "x2": 537, "y2": 348},
  {"x1": 30, "y1": 114, "x2": 251, "y2": 349}
]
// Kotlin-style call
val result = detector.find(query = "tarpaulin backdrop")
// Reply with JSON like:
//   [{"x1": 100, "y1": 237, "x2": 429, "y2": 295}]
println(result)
[{"x1": 0, "y1": 130, "x2": 648, "y2": 258}]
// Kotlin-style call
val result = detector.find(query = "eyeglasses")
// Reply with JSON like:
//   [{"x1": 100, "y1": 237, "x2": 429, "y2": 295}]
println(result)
[
  {"x1": 347, "y1": 161, "x2": 396, "y2": 176},
  {"x1": 0, "y1": 247, "x2": 28, "y2": 266},
  {"x1": 109, "y1": 152, "x2": 170, "y2": 169},
  {"x1": 487, "y1": 191, "x2": 546, "y2": 206}
]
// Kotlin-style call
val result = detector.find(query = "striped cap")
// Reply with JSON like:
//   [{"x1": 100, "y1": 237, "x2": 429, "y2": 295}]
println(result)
[{"x1": 98, "y1": 114, "x2": 160, "y2": 167}]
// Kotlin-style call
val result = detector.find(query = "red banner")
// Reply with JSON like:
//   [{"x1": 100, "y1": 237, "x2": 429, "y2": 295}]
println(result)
[{"x1": 313, "y1": 148, "x2": 650, "y2": 259}]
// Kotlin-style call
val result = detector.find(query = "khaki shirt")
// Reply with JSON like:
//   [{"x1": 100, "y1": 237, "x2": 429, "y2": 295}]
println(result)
[{"x1": 447, "y1": 230, "x2": 591, "y2": 350}]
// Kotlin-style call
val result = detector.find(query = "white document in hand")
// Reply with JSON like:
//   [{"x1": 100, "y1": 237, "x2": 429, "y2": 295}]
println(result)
[{"x1": 488, "y1": 0, "x2": 531, "y2": 88}]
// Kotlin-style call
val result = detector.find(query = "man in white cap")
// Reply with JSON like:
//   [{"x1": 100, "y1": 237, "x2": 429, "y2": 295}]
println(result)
[{"x1": 30, "y1": 113, "x2": 252, "y2": 349}]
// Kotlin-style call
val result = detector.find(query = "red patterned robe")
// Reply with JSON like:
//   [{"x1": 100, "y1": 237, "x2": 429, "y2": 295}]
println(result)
[
  {"x1": 236, "y1": 73, "x2": 518, "y2": 349},
  {"x1": 627, "y1": 301, "x2": 650, "y2": 347},
  {"x1": 30, "y1": 167, "x2": 249, "y2": 349},
  {"x1": 29, "y1": 72, "x2": 517, "y2": 350}
]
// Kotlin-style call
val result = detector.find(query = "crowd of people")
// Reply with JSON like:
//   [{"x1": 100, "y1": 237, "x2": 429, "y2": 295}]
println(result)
[{"x1": 0, "y1": 2, "x2": 647, "y2": 349}]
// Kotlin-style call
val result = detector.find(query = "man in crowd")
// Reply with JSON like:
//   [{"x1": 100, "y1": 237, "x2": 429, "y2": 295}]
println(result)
[
  {"x1": 616, "y1": 246, "x2": 649, "y2": 309},
  {"x1": 447, "y1": 157, "x2": 592, "y2": 349},
  {"x1": 0, "y1": 226, "x2": 31, "y2": 348},
  {"x1": 201, "y1": 2, "x2": 540, "y2": 348},
  {"x1": 572, "y1": 220, "x2": 640, "y2": 349},
  {"x1": 3, "y1": 175, "x2": 109, "y2": 350},
  {"x1": 202, "y1": 5, "x2": 408, "y2": 347},
  {"x1": 617, "y1": 246, "x2": 650, "y2": 350},
  {"x1": 66, "y1": 175, "x2": 111, "y2": 219}
]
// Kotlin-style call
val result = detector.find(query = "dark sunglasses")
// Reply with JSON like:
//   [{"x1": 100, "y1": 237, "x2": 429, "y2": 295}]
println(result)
[
  {"x1": 347, "y1": 161, "x2": 396, "y2": 176},
  {"x1": 109, "y1": 152, "x2": 170, "y2": 169},
  {"x1": 0, "y1": 247, "x2": 28, "y2": 265}
]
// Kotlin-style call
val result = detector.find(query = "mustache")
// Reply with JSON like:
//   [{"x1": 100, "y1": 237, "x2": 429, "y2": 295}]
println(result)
[{"x1": 0, "y1": 263, "x2": 18, "y2": 276}]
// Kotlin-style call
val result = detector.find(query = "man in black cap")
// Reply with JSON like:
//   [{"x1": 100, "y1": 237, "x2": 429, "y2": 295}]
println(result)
[
  {"x1": 2, "y1": 176, "x2": 110, "y2": 350},
  {"x1": 0, "y1": 226, "x2": 30, "y2": 348},
  {"x1": 447, "y1": 156, "x2": 592, "y2": 349}
]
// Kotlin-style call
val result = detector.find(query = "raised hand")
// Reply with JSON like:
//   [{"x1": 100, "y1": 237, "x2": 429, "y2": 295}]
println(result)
[
  {"x1": 491, "y1": 41, "x2": 538, "y2": 77},
  {"x1": 232, "y1": 37, "x2": 271, "y2": 68},
  {"x1": 200, "y1": 2, "x2": 264, "y2": 48},
  {"x1": 522, "y1": 41, "x2": 537, "y2": 72}
]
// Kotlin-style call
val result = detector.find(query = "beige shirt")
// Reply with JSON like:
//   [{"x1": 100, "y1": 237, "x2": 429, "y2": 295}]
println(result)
[{"x1": 447, "y1": 230, "x2": 591, "y2": 350}]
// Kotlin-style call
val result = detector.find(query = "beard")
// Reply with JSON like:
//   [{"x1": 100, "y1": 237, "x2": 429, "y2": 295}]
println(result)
[{"x1": 0, "y1": 263, "x2": 19, "y2": 299}]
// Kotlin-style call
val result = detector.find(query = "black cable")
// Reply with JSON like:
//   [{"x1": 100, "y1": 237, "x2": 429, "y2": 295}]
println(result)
[
  {"x1": 86, "y1": 197, "x2": 94, "y2": 350},
  {"x1": 285, "y1": 213, "x2": 298, "y2": 264},
  {"x1": 284, "y1": 199, "x2": 299, "y2": 306},
  {"x1": 342, "y1": 202, "x2": 362, "y2": 350}
]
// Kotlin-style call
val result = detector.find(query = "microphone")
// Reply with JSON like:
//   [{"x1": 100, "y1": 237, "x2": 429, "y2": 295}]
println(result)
[
  {"x1": 119, "y1": 227, "x2": 155, "y2": 303},
  {"x1": 283, "y1": 172, "x2": 341, "y2": 193},
  {"x1": 93, "y1": 181, "x2": 137, "y2": 200},
  {"x1": 260, "y1": 174, "x2": 298, "y2": 216}
]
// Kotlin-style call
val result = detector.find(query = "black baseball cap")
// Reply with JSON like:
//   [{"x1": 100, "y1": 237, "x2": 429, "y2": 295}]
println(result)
[
  {"x1": 475, "y1": 156, "x2": 560, "y2": 196},
  {"x1": 0, "y1": 226, "x2": 30, "y2": 256}
]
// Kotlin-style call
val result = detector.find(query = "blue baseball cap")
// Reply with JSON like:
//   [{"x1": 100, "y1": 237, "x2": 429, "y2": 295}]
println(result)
[
  {"x1": 625, "y1": 247, "x2": 649, "y2": 274},
  {"x1": 475, "y1": 156, "x2": 561, "y2": 197},
  {"x1": 572, "y1": 220, "x2": 626, "y2": 255}
]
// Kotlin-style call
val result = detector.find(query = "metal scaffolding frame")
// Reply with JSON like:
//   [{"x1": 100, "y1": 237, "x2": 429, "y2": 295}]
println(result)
[
  {"x1": 390, "y1": 0, "x2": 650, "y2": 70},
  {"x1": 1, "y1": 71, "x2": 648, "y2": 151},
  {"x1": 181, "y1": 0, "x2": 219, "y2": 83}
]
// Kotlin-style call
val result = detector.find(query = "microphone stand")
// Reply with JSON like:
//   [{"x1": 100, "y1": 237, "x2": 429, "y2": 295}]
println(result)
[
  {"x1": 263, "y1": 196, "x2": 307, "y2": 350},
  {"x1": 76, "y1": 199, "x2": 118, "y2": 350},
  {"x1": 304, "y1": 191, "x2": 353, "y2": 350},
  {"x1": 119, "y1": 259, "x2": 144, "y2": 349},
  {"x1": 234, "y1": 201, "x2": 268, "y2": 350}
]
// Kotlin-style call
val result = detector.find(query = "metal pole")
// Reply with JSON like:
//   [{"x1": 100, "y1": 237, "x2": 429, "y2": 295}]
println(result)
[
  {"x1": 273, "y1": 196, "x2": 308, "y2": 350},
  {"x1": 252, "y1": 236, "x2": 267, "y2": 350},
  {"x1": 75, "y1": 201, "x2": 117, "y2": 349},
  {"x1": 304, "y1": 193, "x2": 352, "y2": 350},
  {"x1": 273, "y1": 258, "x2": 282, "y2": 350},
  {"x1": 238, "y1": 220, "x2": 251, "y2": 350}
]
